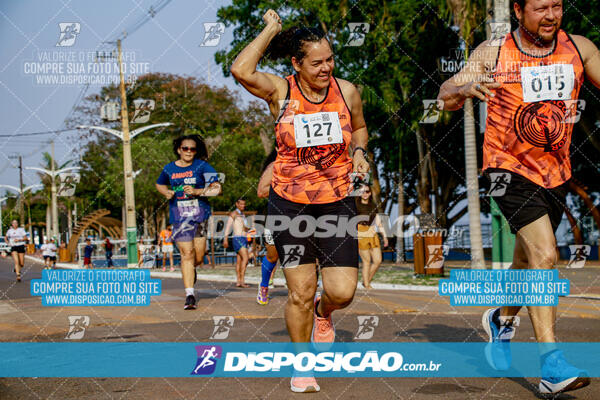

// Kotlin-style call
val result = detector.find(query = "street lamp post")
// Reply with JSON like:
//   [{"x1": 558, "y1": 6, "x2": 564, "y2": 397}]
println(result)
[
  {"x1": 77, "y1": 122, "x2": 172, "y2": 267},
  {"x1": 25, "y1": 166, "x2": 80, "y2": 242}
]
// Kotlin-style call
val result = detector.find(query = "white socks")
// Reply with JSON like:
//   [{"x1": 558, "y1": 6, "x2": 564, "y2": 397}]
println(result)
[{"x1": 185, "y1": 288, "x2": 194, "y2": 297}]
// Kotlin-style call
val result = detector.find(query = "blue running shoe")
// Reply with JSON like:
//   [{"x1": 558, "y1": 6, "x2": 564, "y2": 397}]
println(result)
[
  {"x1": 482, "y1": 307, "x2": 515, "y2": 370},
  {"x1": 539, "y1": 349, "x2": 590, "y2": 394}
]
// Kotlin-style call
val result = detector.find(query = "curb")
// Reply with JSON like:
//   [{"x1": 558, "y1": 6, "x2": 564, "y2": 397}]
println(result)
[{"x1": 25, "y1": 255, "x2": 439, "y2": 291}]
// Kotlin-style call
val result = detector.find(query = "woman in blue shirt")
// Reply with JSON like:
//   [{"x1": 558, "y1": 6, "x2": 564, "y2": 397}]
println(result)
[{"x1": 156, "y1": 135, "x2": 221, "y2": 309}]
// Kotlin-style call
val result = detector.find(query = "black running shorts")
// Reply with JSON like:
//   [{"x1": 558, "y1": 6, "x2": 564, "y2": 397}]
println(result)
[
  {"x1": 485, "y1": 168, "x2": 568, "y2": 234},
  {"x1": 267, "y1": 188, "x2": 358, "y2": 268}
]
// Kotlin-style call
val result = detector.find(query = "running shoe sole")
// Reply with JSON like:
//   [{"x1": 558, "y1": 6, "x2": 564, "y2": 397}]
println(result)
[
  {"x1": 481, "y1": 308, "x2": 496, "y2": 342},
  {"x1": 539, "y1": 376, "x2": 590, "y2": 394},
  {"x1": 482, "y1": 307, "x2": 511, "y2": 371},
  {"x1": 290, "y1": 377, "x2": 320, "y2": 393},
  {"x1": 184, "y1": 295, "x2": 196, "y2": 310}
]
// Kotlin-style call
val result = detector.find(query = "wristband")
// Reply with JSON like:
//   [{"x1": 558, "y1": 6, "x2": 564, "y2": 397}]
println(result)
[{"x1": 353, "y1": 146, "x2": 368, "y2": 157}]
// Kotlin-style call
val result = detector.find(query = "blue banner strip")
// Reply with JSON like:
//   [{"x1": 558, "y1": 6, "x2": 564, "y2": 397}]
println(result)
[{"x1": 1, "y1": 343, "x2": 599, "y2": 378}]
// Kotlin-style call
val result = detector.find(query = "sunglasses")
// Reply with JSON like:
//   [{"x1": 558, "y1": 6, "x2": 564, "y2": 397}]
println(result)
[{"x1": 180, "y1": 146, "x2": 197, "y2": 153}]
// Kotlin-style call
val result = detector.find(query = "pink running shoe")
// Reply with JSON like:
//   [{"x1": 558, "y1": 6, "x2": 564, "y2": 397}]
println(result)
[
  {"x1": 290, "y1": 376, "x2": 320, "y2": 393},
  {"x1": 257, "y1": 285, "x2": 269, "y2": 305},
  {"x1": 312, "y1": 295, "x2": 335, "y2": 345}
]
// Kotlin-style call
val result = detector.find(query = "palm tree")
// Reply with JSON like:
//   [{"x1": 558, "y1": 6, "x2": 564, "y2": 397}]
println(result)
[{"x1": 36, "y1": 152, "x2": 73, "y2": 240}]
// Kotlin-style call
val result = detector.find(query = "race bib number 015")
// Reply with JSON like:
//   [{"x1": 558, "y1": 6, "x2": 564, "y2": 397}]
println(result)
[
  {"x1": 521, "y1": 64, "x2": 574, "y2": 103},
  {"x1": 293, "y1": 112, "x2": 343, "y2": 148}
]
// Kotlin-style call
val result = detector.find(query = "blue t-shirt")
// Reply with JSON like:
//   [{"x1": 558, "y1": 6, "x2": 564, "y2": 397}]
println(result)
[
  {"x1": 156, "y1": 159, "x2": 216, "y2": 224},
  {"x1": 84, "y1": 244, "x2": 95, "y2": 258}
]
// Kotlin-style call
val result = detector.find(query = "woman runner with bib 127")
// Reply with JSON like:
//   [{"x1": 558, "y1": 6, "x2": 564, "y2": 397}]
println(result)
[{"x1": 231, "y1": 9, "x2": 369, "y2": 393}]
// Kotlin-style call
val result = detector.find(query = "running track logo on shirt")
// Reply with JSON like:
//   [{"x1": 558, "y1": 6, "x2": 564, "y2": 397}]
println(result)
[{"x1": 191, "y1": 345, "x2": 222, "y2": 375}]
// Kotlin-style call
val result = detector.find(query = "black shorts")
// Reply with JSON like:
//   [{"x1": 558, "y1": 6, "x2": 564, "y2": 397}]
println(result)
[
  {"x1": 485, "y1": 168, "x2": 568, "y2": 234},
  {"x1": 267, "y1": 188, "x2": 358, "y2": 268},
  {"x1": 10, "y1": 246, "x2": 25, "y2": 254}
]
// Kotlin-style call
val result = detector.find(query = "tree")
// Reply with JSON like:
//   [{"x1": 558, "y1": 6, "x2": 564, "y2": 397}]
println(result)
[{"x1": 442, "y1": 0, "x2": 487, "y2": 267}]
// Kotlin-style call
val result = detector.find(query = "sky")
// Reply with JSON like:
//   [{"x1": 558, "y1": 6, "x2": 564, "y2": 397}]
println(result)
[{"x1": 0, "y1": 0, "x2": 255, "y2": 192}]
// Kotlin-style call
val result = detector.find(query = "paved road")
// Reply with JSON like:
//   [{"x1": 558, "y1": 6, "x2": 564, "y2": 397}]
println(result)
[{"x1": 1, "y1": 257, "x2": 599, "y2": 399}]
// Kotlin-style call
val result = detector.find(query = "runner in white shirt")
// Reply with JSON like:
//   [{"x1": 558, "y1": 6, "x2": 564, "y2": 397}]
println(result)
[
  {"x1": 5, "y1": 220, "x2": 27, "y2": 282},
  {"x1": 40, "y1": 238, "x2": 58, "y2": 269}
]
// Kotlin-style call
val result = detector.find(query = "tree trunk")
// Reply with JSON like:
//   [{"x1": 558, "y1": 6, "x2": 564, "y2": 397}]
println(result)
[
  {"x1": 67, "y1": 202, "x2": 72, "y2": 243},
  {"x1": 416, "y1": 126, "x2": 432, "y2": 214},
  {"x1": 122, "y1": 205, "x2": 126, "y2": 240},
  {"x1": 46, "y1": 205, "x2": 51, "y2": 240},
  {"x1": 143, "y1": 207, "x2": 149, "y2": 238},
  {"x1": 464, "y1": 98, "x2": 485, "y2": 267}
]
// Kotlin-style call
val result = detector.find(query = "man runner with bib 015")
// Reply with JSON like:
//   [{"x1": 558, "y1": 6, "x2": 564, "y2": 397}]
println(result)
[
  {"x1": 231, "y1": 9, "x2": 369, "y2": 393},
  {"x1": 156, "y1": 135, "x2": 222, "y2": 310},
  {"x1": 438, "y1": 0, "x2": 599, "y2": 395}
]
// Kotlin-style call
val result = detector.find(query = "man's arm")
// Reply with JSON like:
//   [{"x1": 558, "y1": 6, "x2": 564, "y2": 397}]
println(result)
[
  {"x1": 572, "y1": 35, "x2": 600, "y2": 89},
  {"x1": 437, "y1": 40, "x2": 501, "y2": 110},
  {"x1": 257, "y1": 163, "x2": 274, "y2": 198},
  {"x1": 223, "y1": 213, "x2": 235, "y2": 247},
  {"x1": 375, "y1": 214, "x2": 388, "y2": 247}
]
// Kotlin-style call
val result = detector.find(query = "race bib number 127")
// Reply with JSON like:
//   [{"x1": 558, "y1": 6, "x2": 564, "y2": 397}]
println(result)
[{"x1": 293, "y1": 112, "x2": 343, "y2": 148}]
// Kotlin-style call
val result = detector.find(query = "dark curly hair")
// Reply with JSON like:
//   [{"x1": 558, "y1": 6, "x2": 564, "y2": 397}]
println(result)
[
  {"x1": 265, "y1": 27, "x2": 331, "y2": 62},
  {"x1": 172, "y1": 134, "x2": 208, "y2": 161}
]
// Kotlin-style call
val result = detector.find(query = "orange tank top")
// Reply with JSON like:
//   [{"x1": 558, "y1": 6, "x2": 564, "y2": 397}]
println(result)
[
  {"x1": 271, "y1": 75, "x2": 353, "y2": 204},
  {"x1": 484, "y1": 30, "x2": 584, "y2": 188}
]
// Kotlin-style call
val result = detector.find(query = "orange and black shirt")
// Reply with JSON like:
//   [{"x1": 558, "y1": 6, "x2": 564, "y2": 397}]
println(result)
[
  {"x1": 484, "y1": 30, "x2": 584, "y2": 188},
  {"x1": 272, "y1": 75, "x2": 353, "y2": 204}
]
